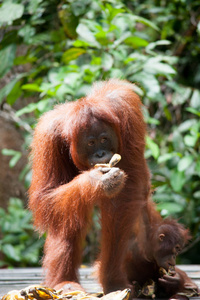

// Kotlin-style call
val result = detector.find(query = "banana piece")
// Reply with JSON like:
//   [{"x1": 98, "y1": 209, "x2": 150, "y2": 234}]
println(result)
[
  {"x1": 168, "y1": 265, "x2": 175, "y2": 275},
  {"x1": 2, "y1": 285, "x2": 130, "y2": 300},
  {"x1": 159, "y1": 265, "x2": 175, "y2": 277},
  {"x1": 94, "y1": 154, "x2": 121, "y2": 168},
  {"x1": 101, "y1": 289, "x2": 131, "y2": 300},
  {"x1": 159, "y1": 267, "x2": 168, "y2": 277}
]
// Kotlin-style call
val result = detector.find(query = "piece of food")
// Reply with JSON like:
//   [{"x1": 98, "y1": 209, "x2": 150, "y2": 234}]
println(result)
[
  {"x1": 159, "y1": 266, "x2": 175, "y2": 277},
  {"x1": 2, "y1": 286, "x2": 130, "y2": 300},
  {"x1": 101, "y1": 288, "x2": 131, "y2": 300},
  {"x1": 141, "y1": 280, "x2": 156, "y2": 299},
  {"x1": 159, "y1": 267, "x2": 168, "y2": 277},
  {"x1": 95, "y1": 154, "x2": 121, "y2": 168},
  {"x1": 168, "y1": 265, "x2": 175, "y2": 275}
]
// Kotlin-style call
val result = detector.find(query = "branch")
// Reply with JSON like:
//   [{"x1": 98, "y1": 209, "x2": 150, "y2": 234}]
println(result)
[
  {"x1": 181, "y1": 236, "x2": 200, "y2": 254},
  {"x1": 173, "y1": 9, "x2": 200, "y2": 56},
  {"x1": 0, "y1": 104, "x2": 33, "y2": 134}
]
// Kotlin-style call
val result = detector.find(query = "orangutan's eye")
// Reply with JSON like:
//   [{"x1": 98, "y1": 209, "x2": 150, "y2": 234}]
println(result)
[
  {"x1": 88, "y1": 140, "x2": 95, "y2": 146},
  {"x1": 101, "y1": 137, "x2": 107, "y2": 144}
]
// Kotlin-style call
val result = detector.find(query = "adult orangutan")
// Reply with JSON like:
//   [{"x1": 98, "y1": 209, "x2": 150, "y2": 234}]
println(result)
[{"x1": 30, "y1": 79, "x2": 198, "y2": 297}]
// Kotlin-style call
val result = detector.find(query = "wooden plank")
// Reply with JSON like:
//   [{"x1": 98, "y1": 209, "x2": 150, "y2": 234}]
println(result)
[
  {"x1": 0, "y1": 267, "x2": 102, "y2": 296},
  {"x1": 0, "y1": 266, "x2": 199, "y2": 297},
  {"x1": 178, "y1": 265, "x2": 200, "y2": 271}
]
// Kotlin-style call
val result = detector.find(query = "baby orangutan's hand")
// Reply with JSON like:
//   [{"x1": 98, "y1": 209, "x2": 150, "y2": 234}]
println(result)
[{"x1": 159, "y1": 272, "x2": 181, "y2": 295}]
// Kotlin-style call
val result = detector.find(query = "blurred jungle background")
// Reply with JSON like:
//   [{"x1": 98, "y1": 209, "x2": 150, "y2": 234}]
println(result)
[{"x1": 0, "y1": 0, "x2": 200, "y2": 268}]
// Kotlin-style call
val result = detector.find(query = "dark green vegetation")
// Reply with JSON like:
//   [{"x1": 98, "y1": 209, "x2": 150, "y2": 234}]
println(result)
[
  {"x1": 0, "y1": 198, "x2": 44, "y2": 267},
  {"x1": 0, "y1": 0, "x2": 199, "y2": 266}
]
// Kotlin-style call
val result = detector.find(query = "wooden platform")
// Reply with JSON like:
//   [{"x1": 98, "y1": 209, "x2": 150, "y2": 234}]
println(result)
[{"x1": 0, "y1": 265, "x2": 200, "y2": 298}]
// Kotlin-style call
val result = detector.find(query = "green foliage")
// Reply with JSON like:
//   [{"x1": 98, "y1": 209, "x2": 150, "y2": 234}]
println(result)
[
  {"x1": 132, "y1": 0, "x2": 200, "y2": 88},
  {"x1": 1, "y1": 149, "x2": 22, "y2": 168},
  {"x1": 153, "y1": 108, "x2": 200, "y2": 222},
  {"x1": 0, "y1": 0, "x2": 179, "y2": 112},
  {"x1": 0, "y1": 0, "x2": 199, "y2": 263},
  {"x1": 0, "y1": 198, "x2": 44, "y2": 267}
]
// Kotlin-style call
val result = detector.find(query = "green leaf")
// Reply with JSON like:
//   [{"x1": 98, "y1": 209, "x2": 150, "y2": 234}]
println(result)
[
  {"x1": 172, "y1": 88, "x2": 192, "y2": 105},
  {"x1": 9, "y1": 198, "x2": 24, "y2": 210},
  {"x1": 71, "y1": 0, "x2": 90, "y2": 16},
  {"x1": 9, "y1": 153, "x2": 22, "y2": 168},
  {"x1": 0, "y1": 79, "x2": 17, "y2": 104},
  {"x1": 0, "y1": 3, "x2": 24, "y2": 25},
  {"x1": 144, "y1": 60, "x2": 176, "y2": 76},
  {"x1": 194, "y1": 191, "x2": 200, "y2": 199},
  {"x1": 147, "y1": 117, "x2": 160, "y2": 125},
  {"x1": 156, "y1": 202, "x2": 184, "y2": 215},
  {"x1": 2, "y1": 149, "x2": 19, "y2": 156},
  {"x1": 7, "y1": 80, "x2": 22, "y2": 105},
  {"x1": 21, "y1": 83, "x2": 42, "y2": 92},
  {"x1": 172, "y1": 130, "x2": 184, "y2": 151},
  {"x1": 76, "y1": 23, "x2": 99, "y2": 46},
  {"x1": 0, "y1": 73, "x2": 26, "y2": 105},
  {"x1": 14, "y1": 55, "x2": 37, "y2": 65},
  {"x1": 16, "y1": 103, "x2": 38, "y2": 116},
  {"x1": 131, "y1": 72, "x2": 161, "y2": 99},
  {"x1": 190, "y1": 90, "x2": 200, "y2": 110},
  {"x1": 95, "y1": 30, "x2": 109, "y2": 46},
  {"x1": 158, "y1": 153, "x2": 179, "y2": 163},
  {"x1": 178, "y1": 156, "x2": 193, "y2": 172},
  {"x1": 146, "y1": 40, "x2": 171, "y2": 51},
  {"x1": 18, "y1": 25, "x2": 36, "y2": 43},
  {"x1": 37, "y1": 99, "x2": 53, "y2": 112},
  {"x1": 73, "y1": 40, "x2": 90, "y2": 48},
  {"x1": 178, "y1": 119, "x2": 197, "y2": 132},
  {"x1": 101, "y1": 53, "x2": 113, "y2": 71},
  {"x1": 1, "y1": 244, "x2": 20, "y2": 262},
  {"x1": 58, "y1": 7, "x2": 78, "y2": 39},
  {"x1": 124, "y1": 36, "x2": 149, "y2": 48},
  {"x1": 1, "y1": 149, "x2": 22, "y2": 168},
  {"x1": 62, "y1": 48, "x2": 86, "y2": 64},
  {"x1": 19, "y1": 164, "x2": 30, "y2": 182},
  {"x1": 164, "y1": 106, "x2": 172, "y2": 121},
  {"x1": 146, "y1": 136, "x2": 160, "y2": 159},
  {"x1": 153, "y1": 192, "x2": 175, "y2": 203},
  {"x1": 22, "y1": 239, "x2": 44, "y2": 257},
  {"x1": 186, "y1": 107, "x2": 200, "y2": 117},
  {"x1": 170, "y1": 170, "x2": 185, "y2": 193},
  {"x1": 109, "y1": 68, "x2": 124, "y2": 79},
  {"x1": 195, "y1": 160, "x2": 200, "y2": 174},
  {"x1": 184, "y1": 135, "x2": 198, "y2": 147},
  {"x1": 133, "y1": 85, "x2": 144, "y2": 97},
  {"x1": 131, "y1": 15, "x2": 160, "y2": 31},
  {"x1": 0, "y1": 207, "x2": 5, "y2": 217},
  {"x1": 0, "y1": 44, "x2": 16, "y2": 77},
  {"x1": 101, "y1": 4, "x2": 125, "y2": 22}
]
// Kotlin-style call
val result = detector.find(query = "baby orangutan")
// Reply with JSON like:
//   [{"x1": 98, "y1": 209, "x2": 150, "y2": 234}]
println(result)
[{"x1": 126, "y1": 217, "x2": 199, "y2": 299}]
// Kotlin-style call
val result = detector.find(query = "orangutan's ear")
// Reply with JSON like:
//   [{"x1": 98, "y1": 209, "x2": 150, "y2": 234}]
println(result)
[{"x1": 159, "y1": 233, "x2": 165, "y2": 242}]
